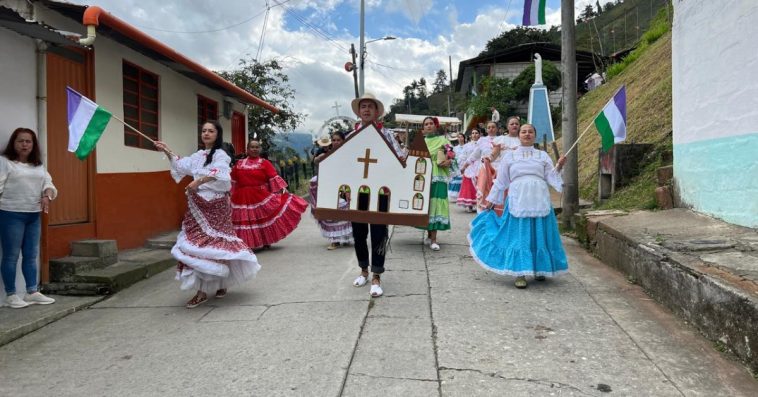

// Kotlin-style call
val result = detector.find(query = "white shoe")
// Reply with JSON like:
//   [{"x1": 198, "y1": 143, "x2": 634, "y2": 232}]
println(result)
[
  {"x1": 370, "y1": 283, "x2": 383, "y2": 297},
  {"x1": 353, "y1": 274, "x2": 368, "y2": 287},
  {"x1": 25, "y1": 292, "x2": 55, "y2": 305},
  {"x1": 423, "y1": 237, "x2": 431, "y2": 246},
  {"x1": 5, "y1": 294, "x2": 29, "y2": 309},
  {"x1": 430, "y1": 243, "x2": 441, "y2": 251}
]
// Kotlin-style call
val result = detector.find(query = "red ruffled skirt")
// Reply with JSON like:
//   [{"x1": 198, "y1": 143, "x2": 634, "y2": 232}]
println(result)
[{"x1": 232, "y1": 186, "x2": 308, "y2": 250}]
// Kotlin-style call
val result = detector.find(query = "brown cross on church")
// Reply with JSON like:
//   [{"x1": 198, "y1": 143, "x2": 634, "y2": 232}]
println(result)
[{"x1": 357, "y1": 148, "x2": 378, "y2": 178}]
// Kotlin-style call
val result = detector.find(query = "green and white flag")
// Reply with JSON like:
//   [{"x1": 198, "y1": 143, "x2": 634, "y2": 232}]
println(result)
[
  {"x1": 594, "y1": 86, "x2": 627, "y2": 152},
  {"x1": 67, "y1": 86, "x2": 112, "y2": 160}
]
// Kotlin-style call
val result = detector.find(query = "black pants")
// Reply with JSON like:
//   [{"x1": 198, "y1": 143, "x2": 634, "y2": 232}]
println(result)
[{"x1": 351, "y1": 222, "x2": 388, "y2": 274}]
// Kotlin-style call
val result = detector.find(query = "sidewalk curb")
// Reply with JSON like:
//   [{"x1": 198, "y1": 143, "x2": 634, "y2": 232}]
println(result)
[
  {"x1": 0, "y1": 296, "x2": 106, "y2": 347},
  {"x1": 591, "y1": 215, "x2": 758, "y2": 373}
]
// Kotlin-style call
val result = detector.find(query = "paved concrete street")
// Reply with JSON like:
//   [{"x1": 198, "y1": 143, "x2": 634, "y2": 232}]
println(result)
[{"x1": 1, "y1": 207, "x2": 756, "y2": 396}]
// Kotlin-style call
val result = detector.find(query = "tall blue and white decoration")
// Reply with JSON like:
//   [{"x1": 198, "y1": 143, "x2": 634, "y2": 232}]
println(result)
[{"x1": 527, "y1": 53, "x2": 555, "y2": 142}]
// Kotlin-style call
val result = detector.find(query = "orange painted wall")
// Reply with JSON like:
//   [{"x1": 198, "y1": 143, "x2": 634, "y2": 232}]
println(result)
[
  {"x1": 95, "y1": 171, "x2": 188, "y2": 250},
  {"x1": 48, "y1": 222, "x2": 97, "y2": 259}
]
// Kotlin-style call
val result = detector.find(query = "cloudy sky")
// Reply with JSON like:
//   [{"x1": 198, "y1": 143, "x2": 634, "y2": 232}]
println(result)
[{"x1": 67, "y1": 0, "x2": 611, "y2": 134}]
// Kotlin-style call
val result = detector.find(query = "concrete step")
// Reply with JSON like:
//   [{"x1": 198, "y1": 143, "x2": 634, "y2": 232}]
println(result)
[
  {"x1": 145, "y1": 231, "x2": 179, "y2": 249},
  {"x1": 71, "y1": 240, "x2": 118, "y2": 258},
  {"x1": 45, "y1": 249, "x2": 176, "y2": 295},
  {"x1": 49, "y1": 255, "x2": 116, "y2": 282}
]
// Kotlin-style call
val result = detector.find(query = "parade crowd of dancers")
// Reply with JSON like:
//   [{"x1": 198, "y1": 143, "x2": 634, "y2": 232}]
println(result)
[{"x1": 150, "y1": 93, "x2": 568, "y2": 308}]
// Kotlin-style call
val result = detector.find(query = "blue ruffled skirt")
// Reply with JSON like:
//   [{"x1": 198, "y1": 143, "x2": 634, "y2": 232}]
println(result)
[{"x1": 468, "y1": 200, "x2": 568, "y2": 277}]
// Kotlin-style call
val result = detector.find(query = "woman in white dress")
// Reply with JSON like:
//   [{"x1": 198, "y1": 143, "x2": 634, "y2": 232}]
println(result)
[{"x1": 154, "y1": 121, "x2": 260, "y2": 308}]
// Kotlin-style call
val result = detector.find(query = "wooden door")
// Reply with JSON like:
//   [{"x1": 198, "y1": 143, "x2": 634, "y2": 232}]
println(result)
[
  {"x1": 231, "y1": 111, "x2": 246, "y2": 156},
  {"x1": 46, "y1": 47, "x2": 93, "y2": 225}
]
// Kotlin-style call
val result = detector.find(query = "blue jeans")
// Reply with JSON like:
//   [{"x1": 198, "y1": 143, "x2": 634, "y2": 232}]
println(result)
[{"x1": 0, "y1": 210, "x2": 41, "y2": 295}]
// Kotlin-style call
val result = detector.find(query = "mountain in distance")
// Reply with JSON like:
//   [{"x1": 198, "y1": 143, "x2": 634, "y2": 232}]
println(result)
[{"x1": 271, "y1": 132, "x2": 315, "y2": 157}]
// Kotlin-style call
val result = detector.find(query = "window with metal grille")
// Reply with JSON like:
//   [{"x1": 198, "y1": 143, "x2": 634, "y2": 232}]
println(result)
[
  {"x1": 122, "y1": 61, "x2": 159, "y2": 149},
  {"x1": 197, "y1": 95, "x2": 219, "y2": 149}
]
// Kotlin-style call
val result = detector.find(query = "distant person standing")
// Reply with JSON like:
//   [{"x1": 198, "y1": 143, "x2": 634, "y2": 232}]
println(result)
[
  {"x1": 1, "y1": 128, "x2": 57, "y2": 308},
  {"x1": 491, "y1": 106, "x2": 501, "y2": 127}
]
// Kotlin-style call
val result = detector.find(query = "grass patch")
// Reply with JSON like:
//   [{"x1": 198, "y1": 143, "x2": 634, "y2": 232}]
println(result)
[
  {"x1": 566, "y1": 28, "x2": 672, "y2": 211},
  {"x1": 606, "y1": 6, "x2": 672, "y2": 79}
]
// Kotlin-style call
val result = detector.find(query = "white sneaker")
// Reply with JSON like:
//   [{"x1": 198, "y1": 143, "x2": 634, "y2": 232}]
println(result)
[
  {"x1": 423, "y1": 237, "x2": 431, "y2": 246},
  {"x1": 430, "y1": 243, "x2": 441, "y2": 251},
  {"x1": 5, "y1": 294, "x2": 29, "y2": 309},
  {"x1": 25, "y1": 292, "x2": 55, "y2": 305}
]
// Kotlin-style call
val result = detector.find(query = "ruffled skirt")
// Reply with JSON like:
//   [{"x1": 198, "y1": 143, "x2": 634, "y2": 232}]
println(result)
[
  {"x1": 232, "y1": 186, "x2": 308, "y2": 250},
  {"x1": 309, "y1": 176, "x2": 353, "y2": 243},
  {"x1": 456, "y1": 176, "x2": 477, "y2": 207},
  {"x1": 468, "y1": 200, "x2": 568, "y2": 277},
  {"x1": 173, "y1": 192, "x2": 260, "y2": 293}
]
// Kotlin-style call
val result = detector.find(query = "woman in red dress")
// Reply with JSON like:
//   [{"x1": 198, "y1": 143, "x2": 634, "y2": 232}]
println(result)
[{"x1": 231, "y1": 139, "x2": 308, "y2": 250}]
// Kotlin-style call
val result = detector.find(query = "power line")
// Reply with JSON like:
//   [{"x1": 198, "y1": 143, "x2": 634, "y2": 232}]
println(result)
[
  {"x1": 271, "y1": 0, "x2": 349, "y2": 53},
  {"x1": 131, "y1": 8, "x2": 267, "y2": 34}
]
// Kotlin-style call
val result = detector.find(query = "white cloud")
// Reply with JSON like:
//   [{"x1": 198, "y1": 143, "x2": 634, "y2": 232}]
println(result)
[{"x1": 62, "y1": 0, "x2": 579, "y2": 134}]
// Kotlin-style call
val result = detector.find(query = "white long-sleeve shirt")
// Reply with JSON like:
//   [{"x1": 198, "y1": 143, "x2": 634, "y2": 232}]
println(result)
[
  {"x1": 0, "y1": 156, "x2": 57, "y2": 213},
  {"x1": 169, "y1": 149, "x2": 232, "y2": 201},
  {"x1": 487, "y1": 146, "x2": 563, "y2": 218}
]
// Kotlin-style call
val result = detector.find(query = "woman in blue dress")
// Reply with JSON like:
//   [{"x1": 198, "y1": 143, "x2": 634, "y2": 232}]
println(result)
[{"x1": 468, "y1": 123, "x2": 568, "y2": 289}]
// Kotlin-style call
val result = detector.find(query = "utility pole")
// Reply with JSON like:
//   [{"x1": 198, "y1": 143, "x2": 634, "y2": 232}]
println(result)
[
  {"x1": 561, "y1": 0, "x2": 578, "y2": 229},
  {"x1": 358, "y1": 0, "x2": 365, "y2": 96},
  {"x1": 350, "y1": 44, "x2": 359, "y2": 98}
]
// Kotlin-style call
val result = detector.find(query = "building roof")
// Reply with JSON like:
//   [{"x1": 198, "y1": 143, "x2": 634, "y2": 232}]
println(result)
[
  {"x1": 41, "y1": 1, "x2": 278, "y2": 112},
  {"x1": 455, "y1": 42, "x2": 606, "y2": 93},
  {"x1": 394, "y1": 114, "x2": 461, "y2": 126},
  {"x1": 0, "y1": 6, "x2": 84, "y2": 47}
]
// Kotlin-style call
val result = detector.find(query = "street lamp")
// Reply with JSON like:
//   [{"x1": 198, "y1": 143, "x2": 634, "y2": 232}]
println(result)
[{"x1": 358, "y1": 36, "x2": 395, "y2": 96}]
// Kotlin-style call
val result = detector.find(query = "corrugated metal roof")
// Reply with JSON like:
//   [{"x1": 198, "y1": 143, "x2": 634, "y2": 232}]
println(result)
[{"x1": 0, "y1": 6, "x2": 83, "y2": 46}]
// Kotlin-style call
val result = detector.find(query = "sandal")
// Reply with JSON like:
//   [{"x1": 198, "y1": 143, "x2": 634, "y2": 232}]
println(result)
[
  {"x1": 185, "y1": 292, "x2": 208, "y2": 308},
  {"x1": 327, "y1": 243, "x2": 338, "y2": 250},
  {"x1": 215, "y1": 289, "x2": 227, "y2": 298},
  {"x1": 370, "y1": 275, "x2": 383, "y2": 297},
  {"x1": 514, "y1": 277, "x2": 528, "y2": 289},
  {"x1": 353, "y1": 273, "x2": 369, "y2": 287}
]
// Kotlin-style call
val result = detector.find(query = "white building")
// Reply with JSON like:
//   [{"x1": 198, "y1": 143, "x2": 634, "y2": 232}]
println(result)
[
  {"x1": 672, "y1": 0, "x2": 758, "y2": 227},
  {"x1": 0, "y1": 0, "x2": 277, "y2": 288}
]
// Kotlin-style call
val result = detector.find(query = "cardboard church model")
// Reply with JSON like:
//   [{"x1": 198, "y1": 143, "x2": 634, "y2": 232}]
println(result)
[{"x1": 314, "y1": 123, "x2": 432, "y2": 227}]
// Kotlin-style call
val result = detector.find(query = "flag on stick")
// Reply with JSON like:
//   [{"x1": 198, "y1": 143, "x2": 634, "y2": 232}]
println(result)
[
  {"x1": 523, "y1": 0, "x2": 546, "y2": 25},
  {"x1": 594, "y1": 86, "x2": 627, "y2": 152},
  {"x1": 67, "y1": 87, "x2": 112, "y2": 160}
]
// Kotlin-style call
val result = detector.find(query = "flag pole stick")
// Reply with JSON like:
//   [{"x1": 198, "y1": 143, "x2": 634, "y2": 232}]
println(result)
[
  {"x1": 563, "y1": 121, "x2": 594, "y2": 157},
  {"x1": 110, "y1": 114, "x2": 176, "y2": 157}
]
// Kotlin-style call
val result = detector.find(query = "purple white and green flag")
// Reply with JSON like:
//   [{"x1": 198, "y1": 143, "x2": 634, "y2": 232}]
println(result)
[
  {"x1": 594, "y1": 85, "x2": 627, "y2": 152},
  {"x1": 523, "y1": 0, "x2": 547, "y2": 25},
  {"x1": 67, "y1": 86, "x2": 112, "y2": 160}
]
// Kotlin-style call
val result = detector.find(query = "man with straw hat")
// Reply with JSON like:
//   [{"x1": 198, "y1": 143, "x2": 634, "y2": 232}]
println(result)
[{"x1": 347, "y1": 93, "x2": 407, "y2": 298}]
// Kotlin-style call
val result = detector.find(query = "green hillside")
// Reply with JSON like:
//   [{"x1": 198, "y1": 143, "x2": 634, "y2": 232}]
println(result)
[
  {"x1": 569, "y1": 21, "x2": 672, "y2": 208},
  {"x1": 576, "y1": 0, "x2": 669, "y2": 55}
]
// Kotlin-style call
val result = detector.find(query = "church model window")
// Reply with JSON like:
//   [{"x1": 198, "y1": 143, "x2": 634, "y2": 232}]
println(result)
[
  {"x1": 357, "y1": 185, "x2": 371, "y2": 211},
  {"x1": 412, "y1": 193, "x2": 424, "y2": 210},
  {"x1": 415, "y1": 158, "x2": 427, "y2": 174},
  {"x1": 338, "y1": 185, "x2": 351, "y2": 209},
  {"x1": 414, "y1": 174, "x2": 425, "y2": 192},
  {"x1": 378, "y1": 187, "x2": 391, "y2": 212}
]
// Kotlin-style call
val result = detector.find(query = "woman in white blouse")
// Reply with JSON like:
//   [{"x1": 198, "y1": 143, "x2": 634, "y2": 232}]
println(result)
[
  {"x1": 154, "y1": 121, "x2": 260, "y2": 308},
  {"x1": 468, "y1": 124, "x2": 568, "y2": 289},
  {"x1": 0, "y1": 128, "x2": 57, "y2": 308}
]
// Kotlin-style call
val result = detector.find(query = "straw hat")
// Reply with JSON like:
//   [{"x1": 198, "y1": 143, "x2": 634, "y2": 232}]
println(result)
[
  {"x1": 448, "y1": 132, "x2": 460, "y2": 141},
  {"x1": 351, "y1": 92, "x2": 385, "y2": 118},
  {"x1": 316, "y1": 135, "x2": 332, "y2": 147}
]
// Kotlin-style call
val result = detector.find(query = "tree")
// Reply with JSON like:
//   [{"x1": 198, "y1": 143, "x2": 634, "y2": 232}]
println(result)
[
  {"x1": 580, "y1": 4, "x2": 595, "y2": 21},
  {"x1": 217, "y1": 57, "x2": 306, "y2": 153},
  {"x1": 510, "y1": 60, "x2": 561, "y2": 101},
  {"x1": 596, "y1": 0, "x2": 603, "y2": 14},
  {"x1": 432, "y1": 69, "x2": 448, "y2": 94},
  {"x1": 327, "y1": 119, "x2": 352, "y2": 135},
  {"x1": 479, "y1": 26, "x2": 560, "y2": 56},
  {"x1": 467, "y1": 76, "x2": 515, "y2": 119}
]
